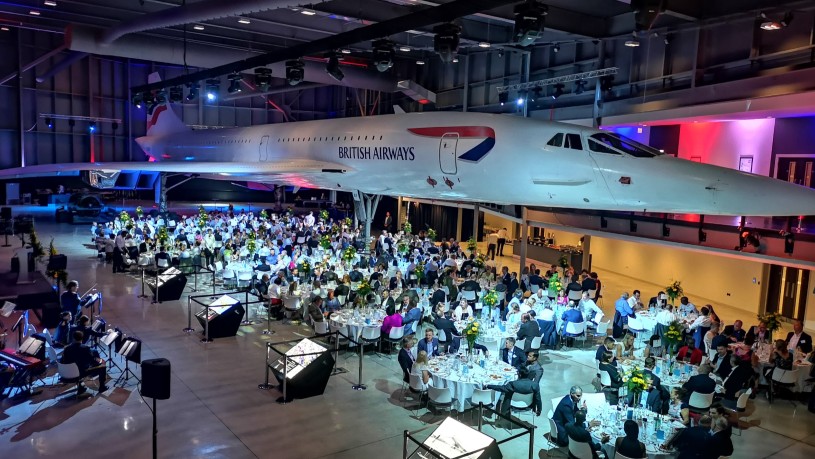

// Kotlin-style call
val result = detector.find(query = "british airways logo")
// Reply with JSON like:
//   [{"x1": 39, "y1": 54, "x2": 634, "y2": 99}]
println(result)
[{"x1": 407, "y1": 126, "x2": 496, "y2": 163}]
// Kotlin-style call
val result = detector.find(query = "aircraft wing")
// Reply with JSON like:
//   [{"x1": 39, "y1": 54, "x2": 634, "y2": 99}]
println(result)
[{"x1": 0, "y1": 159, "x2": 351, "y2": 181}]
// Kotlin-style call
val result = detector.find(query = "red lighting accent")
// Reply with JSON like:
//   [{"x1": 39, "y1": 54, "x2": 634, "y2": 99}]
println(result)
[
  {"x1": 161, "y1": 154, "x2": 171, "y2": 159},
  {"x1": 418, "y1": 99, "x2": 430, "y2": 105},
  {"x1": 148, "y1": 156, "x2": 157, "y2": 162},
  {"x1": 302, "y1": 56, "x2": 369, "y2": 68}
]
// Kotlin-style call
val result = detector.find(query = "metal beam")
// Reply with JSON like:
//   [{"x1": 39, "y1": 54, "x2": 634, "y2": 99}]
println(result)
[
  {"x1": 497, "y1": 68, "x2": 618, "y2": 93},
  {"x1": 132, "y1": 0, "x2": 520, "y2": 93},
  {"x1": 222, "y1": 83, "x2": 327, "y2": 101}
]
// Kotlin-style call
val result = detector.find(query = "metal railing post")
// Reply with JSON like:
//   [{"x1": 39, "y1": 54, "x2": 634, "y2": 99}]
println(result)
[
  {"x1": 183, "y1": 296, "x2": 194, "y2": 333},
  {"x1": 201, "y1": 304, "x2": 212, "y2": 342},
  {"x1": 352, "y1": 337, "x2": 366, "y2": 390},
  {"x1": 258, "y1": 343, "x2": 274, "y2": 389},
  {"x1": 277, "y1": 356, "x2": 290, "y2": 404},
  {"x1": 138, "y1": 267, "x2": 148, "y2": 298}
]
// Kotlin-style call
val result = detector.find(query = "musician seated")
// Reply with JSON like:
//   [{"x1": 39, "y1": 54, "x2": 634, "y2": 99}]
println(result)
[
  {"x1": 52, "y1": 311, "x2": 73, "y2": 349},
  {"x1": 70, "y1": 315, "x2": 105, "y2": 345},
  {"x1": 60, "y1": 280, "x2": 83, "y2": 321},
  {"x1": 60, "y1": 331, "x2": 108, "y2": 395}
]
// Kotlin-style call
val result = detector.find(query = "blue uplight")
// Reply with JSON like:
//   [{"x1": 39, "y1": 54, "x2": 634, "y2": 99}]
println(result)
[
  {"x1": 206, "y1": 92, "x2": 217, "y2": 101},
  {"x1": 517, "y1": 98, "x2": 524, "y2": 106}
]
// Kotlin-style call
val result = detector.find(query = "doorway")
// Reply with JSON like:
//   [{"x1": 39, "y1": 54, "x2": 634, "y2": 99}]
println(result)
[{"x1": 765, "y1": 265, "x2": 808, "y2": 321}]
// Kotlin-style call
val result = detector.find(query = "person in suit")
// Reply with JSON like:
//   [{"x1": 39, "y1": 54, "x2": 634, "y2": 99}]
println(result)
[
  {"x1": 516, "y1": 313, "x2": 540, "y2": 351},
  {"x1": 722, "y1": 355, "x2": 755, "y2": 400},
  {"x1": 786, "y1": 320, "x2": 813, "y2": 354},
  {"x1": 506, "y1": 272, "x2": 520, "y2": 298},
  {"x1": 417, "y1": 328, "x2": 440, "y2": 357},
  {"x1": 663, "y1": 415, "x2": 713, "y2": 459},
  {"x1": 580, "y1": 272, "x2": 597, "y2": 293},
  {"x1": 60, "y1": 331, "x2": 108, "y2": 395},
  {"x1": 630, "y1": 356, "x2": 663, "y2": 409},
  {"x1": 596, "y1": 337, "x2": 617, "y2": 365},
  {"x1": 397, "y1": 336, "x2": 416, "y2": 383},
  {"x1": 560, "y1": 302, "x2": 584, "y2": 346},
  {"x1": 710, "y1": 416, "x2": 734, "y2": 458},
  {"x1": 599, "y1": 351, "x2": 624, "y2": 404},
  {"x1": 744, "y1": 322, "x2": 772, "y2": 346},
  {"x1": 500, "y1": 338, "x2": 525, "y2": 369},
  {"x1": 552, "y1": 386, "x2": 585, "y2": 447},
  {"x1": 402, "y1": 303, "x2": 422, "y2": 335},
  {"x1": 711, "y1": 343, "x2": 733, "y2": 379},
  {"x1": 681, "y1": 364, "x2": 716, "y2": 406},
  {"x1": 433, "y1": 311, "x2": 460, "y2": 353},
  {"x1": 615, "y1": 420, "x2": 647, "y2": 459},
  {"x1": 723, "y1": 320, "x2": 747, "y2": 343},
  {"x1": 523, "y1": 351, "x2": 543, "y2": 385},
  {"x1": 564, "y1": 409, "x2": 609, "y2": 459},
  {"x1": 486, "y1": 364, "x2": 542, "y2": 424}
]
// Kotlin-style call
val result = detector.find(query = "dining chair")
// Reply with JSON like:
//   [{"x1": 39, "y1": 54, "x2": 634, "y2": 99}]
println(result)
[
  {"x1": 568, "y1": 438, "x2": 595, "y2": 459},
  {"x1": 470, "y1": 388, "x2": 494, "y2": 422},
  {"x1": 545, "y1": 418, "x2": 566, "y2": 458},
  {"x1": 721, "y1": 388, "x2": 751, "y2": 435},
  {"x1": 593, "y1": 321, "x2": 611, "y2": 344},
  {"x1": 529, "y1": 336, "x2": 542, "y2": 352},
  {"x1": 384, "y1": 325, "x2": 406, "y2": 355},
  {"x1": 57, "y1": 362, "x2": 89, "y2": 400},
  {"x1": 427, "y1": 386, "x2": 455, "y2": 417},
  {"x1": 509, "y1": 392, "x2": 536, "y2": 427},
  {"x1": 313, "y1": 321, "x2": 329, "y2": 336},
  {"x1": 408, "y1": 373, "x2": 428, "y2": 417},
  {"x1": 688, "y1": 391, "x2": 714, "y2": 413},
  {"x1": 360, "y1": 326, "x2": 382, "y2": 356},
  {"x1": 770, "y1": 367, "x2": 800, "y2": 404}
]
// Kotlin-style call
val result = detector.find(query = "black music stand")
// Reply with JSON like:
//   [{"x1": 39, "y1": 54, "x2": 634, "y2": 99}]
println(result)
[
  {"x1": 99, "y1": 329, "x2": 123, "y2": 374},
  {"x1": 114, "y1": 337, "x2": 142, "y2": 386},
  {"x1": 11, "y1": 312, "x2": 27, "y2": 347}
]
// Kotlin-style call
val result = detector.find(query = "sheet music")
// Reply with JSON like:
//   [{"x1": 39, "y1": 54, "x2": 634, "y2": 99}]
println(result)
[
  {"x1": 19, "y1": 336, "x2": 42, "y2": 356},
  {"x1": 1, "y1": 301, "x2": 15, "y2": 317},
  {"x1": 100, "y1": 330, "x2": 119, "y2": 346}
]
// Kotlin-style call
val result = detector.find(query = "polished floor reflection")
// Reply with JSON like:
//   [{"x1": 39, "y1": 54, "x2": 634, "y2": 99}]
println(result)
[{"x1": 0, "y1": 208, "x2": 813, "y2": 458}]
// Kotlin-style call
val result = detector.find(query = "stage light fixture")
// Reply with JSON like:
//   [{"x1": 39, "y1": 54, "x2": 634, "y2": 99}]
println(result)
[
  {"x1": 662, "y1": 223, "x2": 670, "y2": 237},
  {"x1": 155, "y1": 90, "x2": 167, "y2": 104},
  {"x1": 45, "y1": 117, "x2": 53, "y2": 129},
  {"x1": 399, "y1": 45, "x2": 411, "y2": 52},
  {"x1": 478, "y1": 42, "x2": 490, "y2": 48},
  {"x1": 452, "y1": 56, "x2": 459, "y2": 63},
  {"x1": 254, "y1": 67, "x2": 272, "y2": 92},
  {"x1": 631, "y1": 0, "x2": 662, "y2": 32},
  {"x1": 205, "y1": 79, "x2": 220, "y2": 101},
  {"x1": 185, "y1": 82, "x2": 198, "y2": 101},
  {"x1": 783, "y1": 231, "x2": 795, "y2": 254},
  {"x1": 168, "y1": 86, "x2": 183, "y2": 103},
  {"x1": 372, "y1": 39, "x2": 395, "y2": 72},
  {"x1": 574, "y1": 80, "x2": 586, "y2": 95},
  {"x1": 600, "y1": 76, "x2": 614, "y2": 94},
  {"x1": 760, "y1": 12, "x2": 793, "y2": 31},
  {"x1": 416, "y1": 59, "x2": 425, "y2": 65},
  {"x1": 193, "y1": 25, "x2": 205, "y2": 31},
  {"x1": 513, "y1": 0, "x2": 547, "y2": 47},
  {"x1": 227, "y1": 73, "x2": 243, "y2": 93},
  {"x1": 433, "y1": 22, "x2": 461, "y2": 63},
  {"x1": 551, "y1": 83, "x2": 565, "y2": 99},
  {"x1": 132, "y1": 93, "x2": 144, "y2": 109},
  {"x1": 340, "y1": 48, "x2": 351, "y2": 54},
  {"x1": 88, "y1": 121, "x2": 97, "y2": 133},
  {"x1": 497, "y1": 48, "x2": 504, "y2": 58},
  {"x1": 553, "y1": 43, "x2": 560, "y2": 53},
  {"x1": 531, "y1": 87, "x2": 542, "y2": 102},
  {"x1": 516, "y1": 93, "x2": 525, "y2": 106},
  {"x1": 625, "y1": 32, "x2": 640, "y2": 47},
  {"x1": 325, "y1": 53, "x2": 344, "y2": 82},
  {"x1": 286, "y1": 59, "x2": 305, "y2": 86},
  {"x1": 498, "y1": 91, "x2": 508, "y2": 106}
]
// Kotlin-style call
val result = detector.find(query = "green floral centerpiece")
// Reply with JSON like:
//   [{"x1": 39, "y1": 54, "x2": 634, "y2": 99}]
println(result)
[
  {"x1": 665, "y1": 280, "x2": 683, "y2": 305},
  {"x1": 357, "y1": 280, "x2": 373, "y2": 297},
  {"x1": 320, "y1": 235, "x2": 332, "y2": 250},
  {"x1": 343, "y1": 217, "x2": 352, "y2": 227},
  {"x1": 28, "y1": 224, "x2": 46, "y2": 263},
  {"x1": 397, "y1": 240, "x2": 409, "y2": 255},
  {"x1": 757, "y1": 311, "x2": 783, "y2": 333},
  {"x1": 467, "y1": 237, "x2": 478, "y2": 253},
  {"x1": 463, "y1": 320, "x2": 482, "y2": 352},
  {"x1": 319, "y1": 209, "x2": 329, "y2": 221},
  {"x1": 198, "y1": 205, "x2": 208, "y2": 229},
  {"x1": 298, "y1": 259, "x2": 311, "y2": 277},
  {"x1": 119, "y1": 210, "x2": 133, "y2": 230},
  {"x1": 482, "y1": 289, "x2": 498, "y2": 316},
  {"x1": 623, "y1": 366, "x2": 651, "y2": 403},
  {"x1": 260, "y1": 209, "x2": 268, "y2": 220},
  {"x1": 414, "y1": 261, "x2": 426, "y2": 283},
  {"x1": 135, "y1": 206, "x2": 144, "y2": 219},
  {"x1": 427, "y1": 228, "x2": 437, "y2": 241},
  {"x1": 342, "y1": 246, "x2": 357, "y2": 264},
  {"x1": 473, "y1": 254, "x2": 486, "y2": 270},
  {"x1": 548, "y1": 272, "x2": 562, "y2": 298},
  {"x1": 157, "y1": 226, "x2": 170, "y2": 247},
  {"x1": 663, "y1": 320, "x2": 684, "y2": 354},
  {"x1": 558, "y1": 254, "x2": 569, "y2": 270},
  {"x1": 403, "y1": 221, "x2": 412, "y2": 234},
  {"x1": 245, "y1": 231, "x2": 258, "y2": 255}
]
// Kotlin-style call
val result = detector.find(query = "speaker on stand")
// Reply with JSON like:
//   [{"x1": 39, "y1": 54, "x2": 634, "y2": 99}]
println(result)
[{"x1": 141, "y1": 358, "x2": 171, "y2": 459}]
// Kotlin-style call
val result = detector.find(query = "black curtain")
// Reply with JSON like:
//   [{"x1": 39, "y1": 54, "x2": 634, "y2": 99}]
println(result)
[{"x1": 408, "y1": 203, "x2": 458, "y2": 241}]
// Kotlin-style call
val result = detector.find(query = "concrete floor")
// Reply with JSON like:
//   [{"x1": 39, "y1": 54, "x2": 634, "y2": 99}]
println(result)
[{"x1": 1, "y1": 207, "x2": 814, "y2": 458}]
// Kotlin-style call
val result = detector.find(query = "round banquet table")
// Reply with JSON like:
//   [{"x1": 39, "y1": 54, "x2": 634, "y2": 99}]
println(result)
[
  {"x1": 618, "y1": 358, "x2": 696, "y2": 390},
  {"x1": 453, "y1": 321, "x2": 516, "y2": 357},
  {"x1": 590, "y1": 403, "x2": 682, "y2": 459},
  {"x1": 329, "y1": 310, "x2": 384, "y2": 347},
  {"x1": 731, "y1": 342, "x2": 813, "y2": 392},
  {"x1": 426, "y1": 354, "x2": 518, "y2": 412}
]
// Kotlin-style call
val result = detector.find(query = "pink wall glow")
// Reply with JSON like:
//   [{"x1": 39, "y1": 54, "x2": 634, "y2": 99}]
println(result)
[{"x1": 677, "y1": 119, "x2": 776, "y2": 176}]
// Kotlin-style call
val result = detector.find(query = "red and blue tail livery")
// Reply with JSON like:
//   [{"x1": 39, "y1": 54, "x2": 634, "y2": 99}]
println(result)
[{"x1": 407, "y1": 126, "x2": 496, "y2": 163}]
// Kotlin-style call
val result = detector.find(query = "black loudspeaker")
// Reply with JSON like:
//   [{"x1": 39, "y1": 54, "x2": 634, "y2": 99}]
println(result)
[
  {"x1": 0, "y1": 207, "x2": 11, "y2": 220},
  {"x1": 47, "y1": 254, "x2": 67, "y2": 271},
  {"x1": 141, "y1": 358, "x2": 171, "y2": 400}
]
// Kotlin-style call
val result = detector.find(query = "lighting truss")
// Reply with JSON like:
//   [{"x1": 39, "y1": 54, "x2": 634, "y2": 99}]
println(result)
[
  {"x1": 38, "y1": 113, "x2": 122, "y2": 124},
  {"x1": 496, "y1": 67, "x2": 618, "y2": 93}
]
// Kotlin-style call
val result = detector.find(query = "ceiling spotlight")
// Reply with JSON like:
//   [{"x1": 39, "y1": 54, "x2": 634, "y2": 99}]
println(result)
[
  {"x1": 552, "y1": 83, "x2": 565, "y2": 99},
  {"x1": 237, "y1": 18, "x2": 251, "y2": 24},
  {"x1": 574, "y1": 80, "x2": 586, "y2": 95},
  {"x1": 185, "y1": 82, "x2": 198, "y2": 101},
  {"x1": 340, "y1": 48, "x2": 351, "y2": 54},
  {"x1": 600, "y1": 76, "x2": 614, "y2": 93},
  {"x1": 193, "y1": 25, "x2": 205, "y2": 31},
  {"x1": 433, "y1": 22, "x2": 461, "y2": 63},
  {"x1": 286, "y1": 59, "x2": 305, "y2": 86},
  {"x1": 625, "y1": 32, "x2": 640, "y2": 47},
  {"x1": 517, "y1": 90, "x2": 527, "y2": 106},
  {"x1": 325, "y1": 53, "x2": 344, "y2": 82},
  {"x1": 227, "y1": 73, "x2": 242, "y2": 93},
  {"x1": 205, "y1": 78, "x2": 220, "y2": 101},
  {"x1": 497, "y1": 48, "x2": 504, "y2": 58},
  {"x1": 553, "y1": 43, "x2": 560, "y2": 53},
  {"x1": 45, "y1": 117, "x2": 53, "y2": 129},
  {"x1": 0, "y1": 27, "x2": 9, "y2": 32},
  {"x1": 132, "y1": 93, "x2": 143, "y2": 109},
  {"x1": 513, "y1": 0, "x2": 548, "y2": 47},
  {"x1": 372, "y1": 39, "x2": 395, "y2": 72},
  {"x1": 301, "y1": 9, "x2": 316, "y2": 16},
  {"x1": 452, "y1": 57, "x2": 459, "y2": 63},
  {"x1": 168, "y1": 86, "x2": 183, "y2": 103},
  {"x1": 88, "y1": 121, "x2": 97, "y2": 133},
  {"x1": 30, "y1": 10, "x2": 41, "y2": 15},
  {"x1": 760, "y1": 12, "x2": 793, "y2": 31},
  {"x1": 416, "y1": 60, "x2": 425, "y2": 65},
  {"x1": 498, "y1": 91, "x2": 508, "y2": 106},
  {"x1": 399, "y1": 45, "x2": 411, "y2": 52},
  {"x1": 478, "y1": 42, "x2": 490, "y2": 48},
  {"x1": 254, "y1": 67, "x2": 272, "y2": 92},
  {"x1": 44, "y1": 1, "x2": 57, "y2": 6},
  {"x1": 531, "y1": 87, "x2": 542, "y2": 101}
]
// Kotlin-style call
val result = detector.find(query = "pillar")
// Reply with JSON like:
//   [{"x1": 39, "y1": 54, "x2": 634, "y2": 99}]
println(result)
[
  {"x1": 155, "y1": 173, "x2": 167, "y2": 214},
  {"x1": 397, "y1": 196, "x2": 404, "y2": 233},
  {"x1": 519, "y1": 207, "x2": 528, "y2": 274},
  {"x1": 581, "y1": 235, "x2": 591, "y2": 272},
  {"x1": 472, "y1": 204, "x2": 480, "y2": 241},
  {"x1": 456, "y1": 207, "x2": 463, "y2": 242}
]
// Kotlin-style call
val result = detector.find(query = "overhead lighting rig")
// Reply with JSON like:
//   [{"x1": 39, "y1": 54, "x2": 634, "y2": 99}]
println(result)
[
  {"x1": 227, "y1": 73, "x2": 243, "y2": 93},
  {"x1": 372, "y1": 39, "x2": 395, "y2": 72},
  {"x1": 496, "y1": 67, "x2": 618, "y2": 93},
  {"x1": 513, "y1": 0, "x2": 547, "y2": 47},
  {"x1": 433, "y1": 23, "x2": 461, "y2": 63},
  {"x1": 168, "y1": 86, "x2": 183, "y2": 103},
  {"x1": 205, "y1": 79, "x2": 220, "y2": 101},
  {"x1": 631, "y1": 0, "x2": 663, "y2": 33},
  {"x1": 39, "y1": 113, "x2": 121, "y2": 132},
  {"x1": 625, "y1": 31, "x2": 640, "y2": 47},
  {"x1": 325, "y1": 52, "x2": 344, "y2": 82},
  {"x1": 185, "y1": 82, "x2": 198, "y2": 101},
  {"x1": 254, "y1": 67, "x2": 272, "y2": 92},
  {"x1": 286, "y1": 59, "x2": 305, "y2": 86},
  {"x1": 551, "y1": 83, "x2": 564, "y2": 99},
  {"x1": 760, "y1": 11, "x2": 793, "y2": 31},
  {"x1": 574, "y1": 80, "x2": 586, "y2": 94}
]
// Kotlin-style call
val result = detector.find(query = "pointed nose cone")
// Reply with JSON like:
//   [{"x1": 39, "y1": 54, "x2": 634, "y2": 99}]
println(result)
[{"x1": 704, "y1": 166, "x2": 815, "y2": 216}]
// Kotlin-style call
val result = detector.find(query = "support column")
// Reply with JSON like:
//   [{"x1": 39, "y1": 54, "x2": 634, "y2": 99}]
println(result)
[
  {"x1": 519, "y1": 207, "x2": 528, "y2": 274},
  {"x1": 456, "y1": 207, "x2": 463, "y2": 242},
  {"x1": 353, "y1": 192, "x2": 381, "y2": 245},
  {"x1": 472, "y1": 204, "x2": 480, "y2": 242},
  {"x1": 581, "y1": 235, "x2": 591, "y2": 272},
  {"x1": 396, "y1": 196, "x2": 404, "y2": 233},
  {"x1": 156, "y1": 173, "x2": 167, "y2": 214},
  {"x1": 329, "y1": 190, "x2": 337, "y2": 204},
  {"x1": 16, "y1": 29, "x2": 25, "y2": 168}
]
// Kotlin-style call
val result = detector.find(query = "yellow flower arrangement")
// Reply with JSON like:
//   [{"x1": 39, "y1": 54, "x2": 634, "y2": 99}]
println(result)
[
  {"x1": 623, "y1": 366, "x2": 651, "y2": 395},
  {"x1": 463, "y1": 320, "x2": 482, "y2": 351}
]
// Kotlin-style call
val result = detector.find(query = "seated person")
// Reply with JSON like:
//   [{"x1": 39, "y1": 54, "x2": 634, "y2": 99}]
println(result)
[
  {"x1": 382, "y1": 305, "x2": 403, "y2": 335},
  {"x1": 676, "y1": 337, "x2": 703, "y2": 365},
  {"x1": 615, "y1": 333, "x2": 639, "y2": 361},
  {"x1": 560, "y1": 302, "x2": 584, "y2": 346},
  {"x1": 723, "y1": 320, "x2": 746, "y2": 343},
  {"x1": 52, "y1": 311, "x2": 73, "y2": 348},
  {"x1": 500, "y1": 338, "x2": 525, "y2": 368},
  {"x1": 615, "y1": 420, "x2": 647, "y2": 459},
  {"x1": 553, "y1": 386, "x2": 585, "y2": 446},
  {"x1": 711, "y1": 343, "x2": 733, "y2": 378},
  {"x1": 564, "y1": 409, "x2": 609, "y2": 459},
  {"x1": 516, "y1": 313, "x2": 539, "y2": 351},
  {"x1": 60, "y1": 331, "x2": 108, "y2": 394},
  {"x1": 710, "y1": 416, "x2": 734, "y2": 458},
  {"x1": 667, "y1": 387, "x2": 691, "y2": 426},
  {"x1": 721, "y1": 355, "x2": 755, "y2": 400},
  {"x1": 397, "y1": 336, "x2": 415, "y2": 383},
  {"x1": 433, "y1": 310, "x2": 459, "y2": 352},
  {"x1": 307, "y1": 296, "x2": 325, "y2": 323},
  {"x1": 681, "y1": 364, "x2": 716, "y2": 407},
  {"x1": 410, "y1": 350, "x2": 433, "y2": 390},
  {"x1": 417, "y1": 328, "x2": 440, "y2": 357},
  {"x1": 596, "y1": 337, "x2": 617, "y2": 366},
  {"x1": 663, "y1": 415, "x2": 713, "y2": 457},
  {"x1": 599, "y1": 351, "x2": 624, "y2": 404},
  {"x1": 70, "y1": 315, "x2": 105, "y2": 344},
  {"x1": 486, "y1": 364, "x2": 542, "y2": 422},
  {"x1": 401, "y1": 303, "x2": 422, "y2": 335},
  {"x1": 453, "y1": 299, "x2": 473, "y2": 321}
]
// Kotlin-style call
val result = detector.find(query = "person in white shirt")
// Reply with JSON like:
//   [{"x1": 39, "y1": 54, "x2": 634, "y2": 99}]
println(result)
[
  {"x1": 520, "y1": 297, "x2": 533, "y2": 314},
  {"x1": 688, "y1": 306, "x2": 713, "y2": 330},
  {"x1": 678, "y1": 297, "x2": 698, "y2": 315},
  {"x1": 486, "y1": 232, "x2": 498, "y2": 260},
  {"x1": 453, "y1": 299, "x2": 474, "y2": 321},
  {"x1": 496, "y1": 228, "x2": 508, "y2": 256},
  {"x1": 538, "y1": 305, "x2": 555, "y2": 321},
  {"x1": 627, "y1": 290, "x2": 643, "y2": 311},
  {"x1": 303, "y1": 211, "x2": 315, "y2": 227},
  {"x1": 506, "y1": 304, "x2": 522, "y2": 327},
  {"x1": 578, "y1": 292, "x2": 603, "y2": 324}
]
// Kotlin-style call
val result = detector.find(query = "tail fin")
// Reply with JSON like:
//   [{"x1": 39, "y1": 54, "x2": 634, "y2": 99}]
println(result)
[{"x1": 145, "y1": 72, "x2": 190, "y2": 137}]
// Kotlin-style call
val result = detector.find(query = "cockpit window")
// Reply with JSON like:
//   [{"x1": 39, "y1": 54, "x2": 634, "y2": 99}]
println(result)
[
  {"x1": 589, "y1": 133, "x2": 663, "y2": 158},
  {"x1": 564, "y1": 133, "x2": 583, "y2": 150},
  {"x1": 588, "y1": 139, "x2": 621, "y2": 155},
  {"x1": 546, "y1": 133, "x2": 563, "y2": 147}
]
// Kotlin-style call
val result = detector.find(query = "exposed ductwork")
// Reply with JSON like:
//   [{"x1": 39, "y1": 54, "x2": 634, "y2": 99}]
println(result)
[
  {"x1": 65, "y1": 25, "x2": 398, "y2": 93},
  {"x1": 100, "y1": 0, "x2": 303, "y2": 44}
]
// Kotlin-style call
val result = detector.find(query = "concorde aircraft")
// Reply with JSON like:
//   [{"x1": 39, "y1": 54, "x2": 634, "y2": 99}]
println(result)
[{"x1": 3, "y1": 100, "x2": 815, "y2": 217}]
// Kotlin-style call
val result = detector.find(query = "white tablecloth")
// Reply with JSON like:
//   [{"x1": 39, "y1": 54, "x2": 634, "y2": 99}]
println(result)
[
  {"x1": 735, "y1": 343, "x2": 813, "y2": 392},
  {"x1": 329, "y1": 311, "x2": 383, "y2": 347},
  {"x1": 590, "y1": 403, "x2": 681, "y2": 459},
  {"x1": 427, "y1": 355, "x2": 517, "y2": 412}
]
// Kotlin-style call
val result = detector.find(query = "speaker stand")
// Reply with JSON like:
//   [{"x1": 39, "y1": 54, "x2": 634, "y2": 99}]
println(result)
[
  {"x1": 152, "y1": 397, "x2": 158, "y2": 459},
  {"x1": 114, "y1": 359, "x2": 141, "y2": 387}
]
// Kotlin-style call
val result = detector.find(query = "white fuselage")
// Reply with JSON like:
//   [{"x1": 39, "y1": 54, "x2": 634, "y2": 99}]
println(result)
[{"x1": 136, "y1": 112, "x2": 815, "y2": 216}]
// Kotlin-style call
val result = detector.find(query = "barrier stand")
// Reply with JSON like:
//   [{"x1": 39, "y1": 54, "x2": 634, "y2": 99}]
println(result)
[
  {"x1": 138, "y1": 267, "x2": 149, "y2": 299},
  {"x1": 352, "y1": 336, "x2": 366, "y2": 391},
  {"x1": 183, "y1": 296, "x2": 194, "y2": 333},
  {"x1": 262, "y1": 300, "x2": 275, "y2": 336},
  {"x1": 241, "y1": 289, "x2": 254, "y2": 326},
  {"x1": 151, "y1": 269, "x2": 160, "y2": 304},
  {"x1": 201, "y1": 303, "x2": 212, "y2": 343},
  {"x1": 331, "y1": 329, "x2": 348, "y2": 375},
  {"x1": 258, "y1": 343, "x2": 275, "y2": 390}
]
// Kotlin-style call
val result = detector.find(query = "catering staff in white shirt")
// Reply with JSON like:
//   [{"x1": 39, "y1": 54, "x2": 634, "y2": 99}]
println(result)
[{"x1": 578, "y1": 292, "x2": 603, "y2": 324}]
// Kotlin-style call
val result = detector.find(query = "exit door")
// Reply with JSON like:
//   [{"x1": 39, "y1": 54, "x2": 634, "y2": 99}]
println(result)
[
  {"x1": 259, "y1": 135, "x2": 270, "y2": 161},
  {"x1": 777, "y1": 156, "x2": 814, "y2": 188},
  {"x1": 439, "y1": 133, "x2": 458, "y2": 175},
  {"x1": 766, "y1": 265, "x2": 809, "y2": 320}
]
